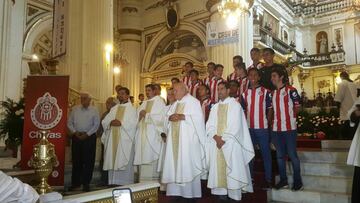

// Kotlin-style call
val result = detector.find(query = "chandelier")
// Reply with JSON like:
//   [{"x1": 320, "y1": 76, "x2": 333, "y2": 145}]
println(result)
[
  {"x1": 217, "y1": 0, "x2": 252, "y2": 28},
  {"x1": 217, "y1": 0, "x2": 250, "y2": 16}
]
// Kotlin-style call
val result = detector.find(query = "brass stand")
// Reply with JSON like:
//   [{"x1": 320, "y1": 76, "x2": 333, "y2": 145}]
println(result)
[{"x1": 29, "y1": 130, "x2": 58, "y2": 194}]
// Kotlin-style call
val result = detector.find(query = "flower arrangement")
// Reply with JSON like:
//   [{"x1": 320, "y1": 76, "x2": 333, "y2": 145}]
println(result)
[
  {"x1": 297, "y1": 108, "x2": 343, "y2": 139},
  {"x1": 0, "y1": 98, "x2": 25, "y2": 151}
]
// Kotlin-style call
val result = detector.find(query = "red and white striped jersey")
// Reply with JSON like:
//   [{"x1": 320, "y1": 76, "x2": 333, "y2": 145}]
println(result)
[
  {"x1": 200, "y1": 97, "x2": 213, "y2": 122},
  {"x1": 248, "y1": 62, "x2": 264, "y2": 69},
  {"x1": 241, "y1": 86, "x2": 272, "y2": 129},
  {"x1": 189, "y1": 80, "x2": 202, "y2": 98},
  {"x1": 227, "y1": 72, "x2": 240, "y2": 82},
  {"x1": 203, "y1": 76, "x2": 212, "y2": 87},
  {"x1": 182, "y1": 75, "x2": 191, "y2": 89},
  {"x1": 239, "y1": 77, "x2": 250, "y2": 97},
  {"x1": 209, "y1": 77, "x2": 225, "y2": 102},
  {"x1": 271, "y1": 85, "x2": 300, "y2": 132}
]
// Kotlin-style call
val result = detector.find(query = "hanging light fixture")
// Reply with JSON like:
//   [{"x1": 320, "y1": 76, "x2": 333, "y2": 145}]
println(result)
[{"x1": 218, "y1": 0, "x2": 252, "y2": 28}]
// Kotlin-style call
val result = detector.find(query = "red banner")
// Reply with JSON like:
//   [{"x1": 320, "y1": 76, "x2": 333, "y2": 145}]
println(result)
[{"x1": 21, "y1": 75, "x2": 69, "y2": 186}]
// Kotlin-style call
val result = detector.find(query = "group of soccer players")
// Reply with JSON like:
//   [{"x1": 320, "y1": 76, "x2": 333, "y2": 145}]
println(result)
[{"x1": 174, "y1": 47, "x2": 303, "y2": 191}]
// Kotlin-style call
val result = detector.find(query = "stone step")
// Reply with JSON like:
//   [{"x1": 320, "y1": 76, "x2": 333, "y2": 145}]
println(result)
[
  {"x1": 321, "y1": 140, "x2": 351, "y2": 150},
  {"x1": 268, "y1": 188, "x2": 351, "y2": 203},
  {"x1": 286, "y1": 162, "x2": 354, "y2": 177},
  {"x1": 275, "y1": 175, "x2": 352, "y2": 194},
  {"x1": 297, "y1": 150, "x2": 348, "y2": 164}
]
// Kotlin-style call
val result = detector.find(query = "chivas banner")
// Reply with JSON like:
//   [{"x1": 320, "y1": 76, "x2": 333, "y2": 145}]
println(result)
[
  {"x1": 206, "y1": 21, "x2": 239, "y2": 47},
  {"x1": 21, "y1": 75, "x2": 69, "y2": 185}
]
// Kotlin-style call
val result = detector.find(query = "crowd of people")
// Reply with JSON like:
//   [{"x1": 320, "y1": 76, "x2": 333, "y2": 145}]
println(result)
[{"x1": 67, "y1": 47, "x2": 304, "y2": 202}]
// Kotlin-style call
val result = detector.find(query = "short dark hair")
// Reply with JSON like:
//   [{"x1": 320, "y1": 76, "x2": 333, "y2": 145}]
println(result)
[
  {"x1": 119, "y1": 87, "x2": 130, "y2": 95},
  {"x1": 115, "y1": 85, "x2": 122, "y2": 91},
  {"x1": 215, "y1": 64, "x2": 224, "y2": 70},
  {"x1": 235, "y1": 62, "x2": 247, "y2": 72},
  {"x1": 228, "y1": 80, "x2": 240, "y2": 87},
  {"x1": 198, "y1": 84, "x2": 210, "y2": 94},
  {"x1": 189, "y1": 69, "x2": 199, "y2": 76},
  {"x1": 138, "y1": 93, "x2": 144, "y2": 97},
  {"x1": 185, "y1": 61, "x2": 194, "y2": 67},
  {"x1": 263, "y1": 48, "x2": 275, "y2": 55},
  {"x1": 171, "y1": 77, "x2": 180, "y2": 83},
  {"x1": 271, "y1": 66, "x2": 288, "y2": 83},
  {"x1": 218, "y1": 81, "x2": 230, "y2": 89},
  {"x1": 250, "y1": 47, "x2": 260, "y2": 53},
  {"x1": 207, "y1": 62, "x2": 216, "y2": 67},
  {"x1": 153, "y1": 83, "x2": 161, "y2": 90},
  {"x1": 145, "y1": 84, "x2": 156, "y2": 90},
  {"x1": 247, "y1": 67, "x2": 260, "y2": 76},
  {"x1": 233, "y1": 55, "x2": 243, "y2": 63}
]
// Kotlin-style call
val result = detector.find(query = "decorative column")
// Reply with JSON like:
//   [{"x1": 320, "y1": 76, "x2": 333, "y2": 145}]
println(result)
[
  {"x1": 206, "y1": 0, "x2": 253, "y2": 77},
  {"x1": 58, "y1": 0, "x2": 113, "y2": 102},
  {"x1": 0, "y1": 0, "x2": 27, "y2": 100},
  {"x1": 115, "y1": 0, "x2": 142, "y2": 102}
]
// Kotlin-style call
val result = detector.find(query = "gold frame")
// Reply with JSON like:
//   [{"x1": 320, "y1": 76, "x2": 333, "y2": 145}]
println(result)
[{"x1": 87, "y1": 188, "x2": 159, "y2": 203}]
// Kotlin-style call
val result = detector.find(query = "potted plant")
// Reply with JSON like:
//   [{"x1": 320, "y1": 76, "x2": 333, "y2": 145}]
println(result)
[{"x1": 0, "y1": 98, "x2": 25, "y2": 157}]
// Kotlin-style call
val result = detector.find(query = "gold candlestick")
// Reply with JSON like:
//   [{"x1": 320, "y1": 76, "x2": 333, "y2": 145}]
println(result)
[{"x1": 29, "y1": 130, "x2": 58, "y2": 194}]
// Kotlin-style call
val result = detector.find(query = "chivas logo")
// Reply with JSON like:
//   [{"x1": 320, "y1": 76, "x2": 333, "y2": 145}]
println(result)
[{"x1": 31, "y1": 92, "x2": 63, "y2": 129}]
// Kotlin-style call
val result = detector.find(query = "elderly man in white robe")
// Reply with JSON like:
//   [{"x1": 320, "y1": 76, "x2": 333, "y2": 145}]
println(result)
[
  {"x1": 206, "y1": 81, "x2": 255, "y2": 201},
  {"x1": 161, "y1": 82, "x2": 207, "y2": 200},
  {"x1": 134, "y1": 84, "x2": 166, "y2": 181},
  {"x1": 347, "y1": 98, "x2": 360, "y2": 203},
  {"x1": 101, "y1": 87, "x2": 137, "y2": 186}
]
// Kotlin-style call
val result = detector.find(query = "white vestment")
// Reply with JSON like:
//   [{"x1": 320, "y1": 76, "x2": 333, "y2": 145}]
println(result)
[
  {"x1": 157, "y1": 104, "x2": 174, "y2": 173},
  {"x1": 161, "y1": 94, "x2": 207, "y2": 198},
  {"x1": 206, "y1": 97, "x2": 255, "y2": 201},
  {"x1": 134, "y1": 95, "x2": 166, "y2": 181},
  {"x1": 101, "y1": 102, "x2": 137, "y2": 185},
  {"x1": 347, "y1": 98, "x2": 360, "y2": 167},
  {"x1": 0, "y1": 171, "x2": 39, "y2": 203}
]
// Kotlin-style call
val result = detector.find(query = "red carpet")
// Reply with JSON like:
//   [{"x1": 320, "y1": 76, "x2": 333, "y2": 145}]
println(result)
[{"x1": 296, "y1": 137, "x2": 322, "y2": 149}]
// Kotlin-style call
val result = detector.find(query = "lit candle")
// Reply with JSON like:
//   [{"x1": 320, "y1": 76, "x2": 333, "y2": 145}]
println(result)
[{"x1": 40, "y1": 145, "x2": 47, "y2": 160}]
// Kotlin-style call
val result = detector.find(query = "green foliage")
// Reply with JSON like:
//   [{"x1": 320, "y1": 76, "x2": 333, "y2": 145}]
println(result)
[{"x1": 0, "y1": 98, "x2": 25, "y2": 147}]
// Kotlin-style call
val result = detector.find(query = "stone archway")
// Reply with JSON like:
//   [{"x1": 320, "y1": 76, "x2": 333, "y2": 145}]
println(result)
[
  {"x1": 21, "y1": 14, "x2": 52, "y2": 78},
  {"x1": 142, "y1": 21, "x2": 207, "y2": 73}
]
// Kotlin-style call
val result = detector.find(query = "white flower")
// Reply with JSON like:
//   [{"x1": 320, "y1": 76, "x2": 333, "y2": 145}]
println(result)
[
  {"x1": 21, "y1": 116, "x2": 24, "y2": 119},
  {"x1": 19, "y1": 109, "x2": 24, "y2": 114},
  {"x1": 15, "y1": 110, "x2": 21, "y2": 116},
  {"x1": 12, "y1": 104, "x2": 17, "y2": 108}
]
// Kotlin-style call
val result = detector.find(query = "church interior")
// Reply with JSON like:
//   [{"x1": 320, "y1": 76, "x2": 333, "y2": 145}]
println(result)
[{"x1": 0, "y1": 0, "x2": 360, "y2": 202}]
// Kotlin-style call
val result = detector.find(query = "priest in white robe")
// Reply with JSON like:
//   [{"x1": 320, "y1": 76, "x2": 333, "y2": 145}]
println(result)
[
  {"x1": 206, "y1": 81, "x2": 254, "y2": 201},
  {"x1": 347, "y1": 98, "x2": 360, "y2": 203},
  {"x1": 134, "y1": 84, "x2": 166, "y2": 181},
  {"x1": 101, "y1": 87, "x2": 137, "y2": 185},
  {"x1": 158, "y1": 87, "x2": 177, "y2": 174},
  {"x1": 161, "y1": 82, "x2": 207, "y2": 199}
]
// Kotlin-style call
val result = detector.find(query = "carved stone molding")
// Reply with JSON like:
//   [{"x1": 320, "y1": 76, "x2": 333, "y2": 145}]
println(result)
[
  {"x1": 206, "y1": 0, "x2": 220, "y2": 11},
  {"x1": 122, "y1": 6, "x2": 138, "y2": 13}
]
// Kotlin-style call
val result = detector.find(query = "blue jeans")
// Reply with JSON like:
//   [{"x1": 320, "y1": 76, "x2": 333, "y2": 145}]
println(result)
[
  {"x1": 272, "y1": 130, "x2": 302, "y2": 185},
  {"x1": 249, "y1": 128, "x2": 272, "y2": 182}
]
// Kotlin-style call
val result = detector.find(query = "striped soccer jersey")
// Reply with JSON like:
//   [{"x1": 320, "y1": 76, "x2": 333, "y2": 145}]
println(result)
[
  {"x1": 241, "y1": 86, "x2": 272, "y2": 129},
  {"x1": 271, "y1": 85, "x2": 300, "y2": 132}
]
